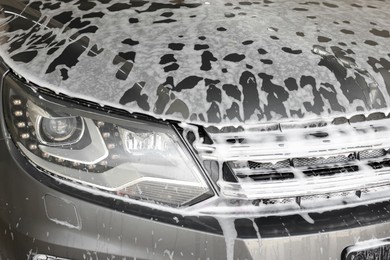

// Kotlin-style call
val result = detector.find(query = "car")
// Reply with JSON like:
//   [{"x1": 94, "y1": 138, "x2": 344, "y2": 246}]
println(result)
[{"x1": 0, "y1": 0, "x2": 390, "y2": 259}]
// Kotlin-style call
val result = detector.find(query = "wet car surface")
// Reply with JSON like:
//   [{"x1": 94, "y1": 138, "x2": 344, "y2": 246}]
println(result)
[{"x1": 0, "y1": 0, "x2": 390, "y2": 259}]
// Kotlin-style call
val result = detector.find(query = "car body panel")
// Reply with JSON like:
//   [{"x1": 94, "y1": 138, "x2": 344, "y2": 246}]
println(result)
[
  {"x1": 1, "y1": 1, "x2": 390, "y2": 259},
  {"x1": 2, "y1": 120, "x2": 390, "y2": 260},
  {"x1": 0, "y1": 0, "x2": 389, "y2": 126}
]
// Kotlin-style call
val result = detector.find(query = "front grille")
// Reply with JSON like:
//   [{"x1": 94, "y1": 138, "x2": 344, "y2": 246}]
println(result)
[
  {"x1": 191, "y1": 114, "x2": 390, "y2": 211},
  {"x1": 232, "y1": 149, "x2": 387, "y2": 181}
]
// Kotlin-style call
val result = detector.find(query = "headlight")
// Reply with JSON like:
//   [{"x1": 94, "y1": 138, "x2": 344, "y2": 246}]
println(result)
[{"x1": 3, "y1": 74, "x2": 213, "y2": 208}]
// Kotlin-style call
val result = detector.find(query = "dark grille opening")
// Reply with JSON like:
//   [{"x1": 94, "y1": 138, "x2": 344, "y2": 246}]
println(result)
[
  {"x1": 239, "y1": 172, "x2": 295, "y2": 181},
  {"x1": 368, "y1": 159, "x2": 390, "y2": 169},
  {"x1": 303, "y1": 165, "x2": 359, "y2": 177},
  {"x1": 238, "y1": 165, "x2": 360, "y2": 181}
]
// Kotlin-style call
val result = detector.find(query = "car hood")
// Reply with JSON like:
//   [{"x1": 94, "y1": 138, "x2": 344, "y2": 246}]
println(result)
[{"x1": 0, "y1": 0, "x2": 389, "y2": 126}]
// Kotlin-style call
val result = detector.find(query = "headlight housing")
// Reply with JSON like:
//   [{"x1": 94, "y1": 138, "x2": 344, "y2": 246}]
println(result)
[{"x1": 3, "y1": 73, "x2": 213, "y2": 208}]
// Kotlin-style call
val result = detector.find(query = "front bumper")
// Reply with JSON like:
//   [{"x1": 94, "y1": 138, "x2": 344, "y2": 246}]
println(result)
[
  {"x1": 0, "y1": 136, "x2": 230, "y2": 260},
  {"x1": 2, "y1": 125, "x2": 390, "y2": 260}
]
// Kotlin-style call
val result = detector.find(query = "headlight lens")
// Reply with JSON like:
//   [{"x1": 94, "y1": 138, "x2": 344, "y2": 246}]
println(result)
[
  {"x1": 3, "y1": 76, "x2": 213, "y2": 208},
  {"x1": 39, "y1": 116, "x2": 82, "y2": 143}
]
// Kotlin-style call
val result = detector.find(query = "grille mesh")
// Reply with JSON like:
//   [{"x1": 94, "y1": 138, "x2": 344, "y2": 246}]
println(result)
[
  {"x1": 292, "y1": 155, "x2": 352, "y2": 167},
  {"x1": 359, "y1": 149, "x2": 386, "y2": 159},
  {"x1": 248, "y1": 159, "x2": 290, "y2": 170}
]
